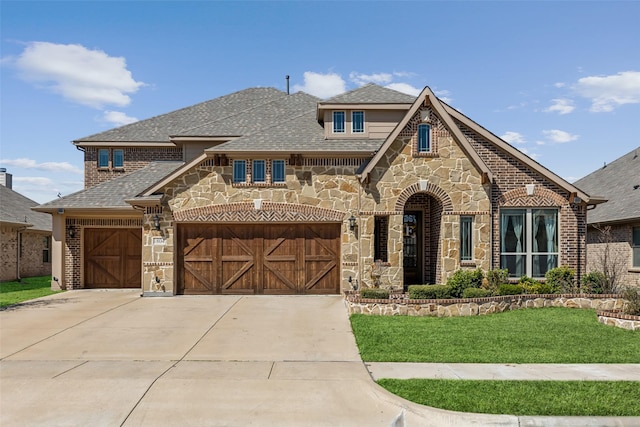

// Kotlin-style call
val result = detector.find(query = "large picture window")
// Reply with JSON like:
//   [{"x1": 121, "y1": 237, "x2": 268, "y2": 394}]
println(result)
[{"x1": 500, "y1": 208, "x2": 558, "y2": 277}]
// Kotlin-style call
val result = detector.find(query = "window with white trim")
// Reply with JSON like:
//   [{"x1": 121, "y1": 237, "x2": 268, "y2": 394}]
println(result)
[
  {"x1": 352, "y1": 111, "x2": 364, "y2": 133},
  {"x1": 500, "y1": 208, "x2": 558, "y2": 278},
  {"x1": 253, "y1": 160, "x2": 265, "y2": 183},
  {"x1": 417, "y1": 124, "x2": 431, "y2": 153},
  {"x1": 272, "y1": 160, "x2": 285, "y2": 183},
  {"x1": 233, "y1": 160, "x2": 246, "y2": 183},
  {"x1": 633, "y1": 226, "x2": 640, "y2": 268},
  {"x1": 460, "y1": 216, "x2": 473, "y2": 261},
  {"x1": 333, "y1": 111, "x2": 345, "y2": 133}
]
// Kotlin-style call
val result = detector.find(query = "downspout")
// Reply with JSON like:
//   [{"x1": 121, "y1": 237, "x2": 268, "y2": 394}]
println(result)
[{"x1": 16, "y1": 226, "x2": 27, "y2": 281}]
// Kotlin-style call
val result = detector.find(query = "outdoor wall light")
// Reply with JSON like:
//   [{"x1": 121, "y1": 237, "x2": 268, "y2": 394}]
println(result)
[
  {"x1": 348, "y1": 215, "x2": 357, "y2": 231},
  {"x1": 153, "y1": 215, "x2": 161, "y2": 231},
  {"x1": 68, "y1": 225, "x2": 75, "y2": 238}
]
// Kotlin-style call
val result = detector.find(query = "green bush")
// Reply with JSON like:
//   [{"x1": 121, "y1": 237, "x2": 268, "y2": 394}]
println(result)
[
  {"x1": 581, "y1": 271, "x2": 606, "y2": 294},
  {"x1": 497, "y1": 284, "x2": 524, "y2": 295},
  {"x1": 485, "y1": 269, "x2": 509, "y2": 291},
  {"x1": 462, "y1": 287, "x2": 494, "y2": 298},
  {"x1": 545, "y1": 266, "x2": 576, "y2": 293},
  {"x1": 446, "y1": 268, "x2": 485, "y2": 298},
  {"x1": 408, "y1": 284, "x2": 452, "y2": 299},
  {"x1": 517, "y1": 276, "x2": 556, "y2": 294},
  {"x1": 622, "y1": 288, "x2": 640, "y2": 316},
  {"x1": 360, "y1": 288, "x2": 390, "y2": 299}
]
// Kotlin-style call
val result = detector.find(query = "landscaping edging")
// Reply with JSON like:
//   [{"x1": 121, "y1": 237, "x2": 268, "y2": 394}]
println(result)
[
  {"x1": 597, "y1": 310, "x2": 640, "y2": 331},
  {"x1": 345, "y1": 292, "x2": 627, "y2": 319}
]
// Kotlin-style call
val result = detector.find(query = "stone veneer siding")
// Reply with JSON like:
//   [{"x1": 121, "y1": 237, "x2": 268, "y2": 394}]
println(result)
[
  {"x1": 597, "y1": 310, "x2": 640, "y2": 331},
  {"x1": 84, "y1": 147, "x2": 183, "y2": 188},
  {"x1": 345, "y1": 293, "x2": 626, "y2": 317}
]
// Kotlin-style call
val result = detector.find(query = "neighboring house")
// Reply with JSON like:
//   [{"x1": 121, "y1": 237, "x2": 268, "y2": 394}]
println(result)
[
  {"x1": 34, "y1": 84, "x2": 602, "y2": 294},
  {"x1": 0, "y1": 172, "x2": 52, "y2": 281},
  {"x1": 574, "y1": 147, "x2": 640, "y2": 289}
]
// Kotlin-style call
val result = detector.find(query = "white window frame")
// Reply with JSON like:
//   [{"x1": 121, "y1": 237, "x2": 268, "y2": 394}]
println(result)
[
  {"x1": 500, "y1": 208, "x2": 559, "y2": 278},
  {"x1": 333, "y1": 111, "x2": 345, "y2": 133},
  {"x1": 351, "y1": 111, "x2": 365, "y2": 133},
  {"x1": 460, "y1": 216, "x2": 473, "y2": 262}
]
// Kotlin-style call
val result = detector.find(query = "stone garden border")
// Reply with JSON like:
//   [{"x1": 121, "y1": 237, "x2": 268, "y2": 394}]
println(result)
[{"x1": 345, "y1": 292, "x2": 639, "y2": 330}]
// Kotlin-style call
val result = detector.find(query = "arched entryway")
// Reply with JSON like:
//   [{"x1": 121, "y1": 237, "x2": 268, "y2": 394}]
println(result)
[{"x1": 403, "y1": 192, "x2": 444, "y2": 287}]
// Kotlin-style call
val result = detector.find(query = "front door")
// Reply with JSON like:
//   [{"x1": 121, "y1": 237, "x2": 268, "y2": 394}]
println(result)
[{"x1": 403, "y1": 211, "x2": 422, "y2": 288}]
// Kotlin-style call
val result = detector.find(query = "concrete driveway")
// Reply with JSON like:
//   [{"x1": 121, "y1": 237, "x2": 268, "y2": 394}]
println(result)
[{"x1": 0, "y1": 290, "x2": 600, "y2": 426}]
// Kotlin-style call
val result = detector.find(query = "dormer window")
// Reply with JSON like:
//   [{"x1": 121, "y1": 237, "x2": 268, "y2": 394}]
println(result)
[
  {"x1": 352, "y1": 111, "x2": 364, "y2": 133},
  {"x1": 418, "y1": 123, "x2": 431, "y2": 153},
  {"x1": 333, "y1": 111, "x2": 345, "y2": 133}
]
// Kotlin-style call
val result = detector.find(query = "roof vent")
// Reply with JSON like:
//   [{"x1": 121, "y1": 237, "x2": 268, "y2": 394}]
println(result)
[{"x1": 286, "y1": 75, "x2": 290, "y2": 95}]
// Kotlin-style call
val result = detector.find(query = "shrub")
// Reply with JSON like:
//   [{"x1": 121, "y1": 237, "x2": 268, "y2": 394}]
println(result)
[
  {"x1": 581, "y1": 271, "x2": 606, "y2": 294},
  {"x1": 485, "y1": 269, "x2": 509, "y2": 291},
  {"x1": 359, "y1": 288, "x2": 390, "y2": 299},
  {"x1": 517, "y1": 276, "x2": 556, "y2": 294},
  {"x1": 497, "y1": 284, "x2": 524, "y2": 295},
  {"x1": 446, "y1": 268, "x2": 484, "y2": 298},
  {"x1": 622, "y1": 288, "x2": 640, "y2": 316},
  {"x1": 462, "y1": 287, "x2": 494, "y2": 298},
  {"x1": 408, "y1": 284, "x2": 452, "y2": 299},
  {"x1": 545, "y1": 266, "x2": 576, "y2": 293}
]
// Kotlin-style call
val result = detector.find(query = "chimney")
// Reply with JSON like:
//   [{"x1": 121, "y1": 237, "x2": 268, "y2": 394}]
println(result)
[
  {"x1": 0, "y1": 168, "x2": 12, "y2": 189},
  {"x1": 286, "y1": 75, "x2": 290, "y2": 95}
]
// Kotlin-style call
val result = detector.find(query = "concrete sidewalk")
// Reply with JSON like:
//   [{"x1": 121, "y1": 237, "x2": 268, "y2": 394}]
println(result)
[
  {"x1": 367, "y1": 362, "x2": 640, "y2": 381},
  {"x1": 1, "y1": 290, "x2": 639, "y2": 427}
]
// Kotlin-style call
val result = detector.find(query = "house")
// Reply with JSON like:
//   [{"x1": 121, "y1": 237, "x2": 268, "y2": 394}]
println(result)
[
  {"x1": 574, "y1": 147, "x2": 640, "y2": 289},
  {"x1": 34, "y1": 84, "x2": 602, "y2": 294},
  {"x1": 1, "y1": 170, "x2": 52, "y2": 281}
]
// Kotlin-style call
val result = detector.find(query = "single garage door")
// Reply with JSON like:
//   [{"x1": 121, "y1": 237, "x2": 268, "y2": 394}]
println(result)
[
  {"x1": 84, "y1": 228, "x2": 142, "y2": 288},
  {"x1": 177, "y1": 223, "x2": 340, "y2": 295}
]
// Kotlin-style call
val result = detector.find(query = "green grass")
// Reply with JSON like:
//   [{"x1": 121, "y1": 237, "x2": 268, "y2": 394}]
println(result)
[
  {"x1": 0, "y1": 276, "x2": 61, "y2": 308},
  {"x1": 377, "y1": 379, "x2": 640, "y2": 416},
  {"x1": 350, "y1": 307, "x2": 640, "y2": 363}
]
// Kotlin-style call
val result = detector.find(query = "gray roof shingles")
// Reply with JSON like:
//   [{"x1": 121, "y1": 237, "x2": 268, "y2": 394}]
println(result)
[
  {"x1": 323, "y1": 83, "x2": 416, "y2": 104},
  {"x1": 574, "y1": 147, "x2": 640, "y2": 224},
  {"x1": 0, "y1": 185, "x2": 51, "y2": 231},
  {"x1": 36, "y1": 162, "x2": 184, "y2": 209}
]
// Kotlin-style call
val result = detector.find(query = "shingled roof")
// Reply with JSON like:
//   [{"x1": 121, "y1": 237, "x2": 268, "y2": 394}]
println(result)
[
  {"x1": 574, "y1": 147, "x2": 640, "y2": 224},
  {"x1": 1, "y1": 185, "x2": 51, "y2": 231},
  {"x1": 323, "y1": 83, "x2": 416, "y2": 104},
  {"x1": 33, "y1": 161, "x2": 183, "y2": 211}
]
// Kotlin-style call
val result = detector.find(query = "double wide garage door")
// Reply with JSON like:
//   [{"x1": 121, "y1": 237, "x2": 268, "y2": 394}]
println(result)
[{"x1": 177, "y1": 223, "x2": 340, "y2": 295}]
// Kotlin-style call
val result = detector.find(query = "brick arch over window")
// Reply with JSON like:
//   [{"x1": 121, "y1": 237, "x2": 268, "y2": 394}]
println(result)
[
  {"x1": 499, "y1": 186, "x2": 568, "y2": 207},
  {"x1": 394, "y1": 182, "x2": 454, "y2": 212},
  {"x1": 173, "y1": 202, "x2": 344, "y2": 223}
]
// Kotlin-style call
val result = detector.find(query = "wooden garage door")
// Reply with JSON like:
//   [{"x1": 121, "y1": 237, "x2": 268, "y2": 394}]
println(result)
[
  {"x1": 84, "y1": 228, "x2": 142, "y2": 288},
  {"x1": 177, "y1": 224, "x2": 339, "y2": 295}
]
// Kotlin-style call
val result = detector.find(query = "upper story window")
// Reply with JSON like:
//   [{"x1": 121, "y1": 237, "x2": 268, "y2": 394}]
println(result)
[
  {"x1": 500, "y1": 208, "x2": 558, "y2": 278},
  {"x1": 98, "y1": 149, "x2": 109, "y2": 168},
  {"x1": 460, "y1": 216, "x2": 473, "y2": 262},
  {"x1": 633, "y1": 226, "x2": 640, "y2": 268},
  {"x1": 252, "y1": 160, "x2": 266, "y2": 183},
  {"x1": 418, "y1": 124, "x2": 431, "y2": 153},
  {"x1": 272, "y1": 160, "x2": 285, "y2": 183},
  {"x1": 233, "y1": 160, "x2": 246, "y2": 183},
  {"x1": 352, "y1": 111, "x2": 364, "y2": 133},
  {"x1": 113, "y1": 149, "x2": 124, "y2": 168},
  {"x1": 333, "y1": 111, "x2": 345, "y2": 133}
]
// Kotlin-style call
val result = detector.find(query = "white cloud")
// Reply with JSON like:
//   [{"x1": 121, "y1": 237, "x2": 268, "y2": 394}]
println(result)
[
  {"x1": 1, "y1": 158, "x2": 83, "y2": 174},
  {"x1": 574, "y1": 71, "x2": 640, "y2": 112},
  {"x1": 501, "y1": 131, "x2": 526, "y2": 144},
  {"x1": 13, "y1": 176, "x2": 83, "y2": 203},
  {"x1": 392, "y1": 71, "x2": 416, "y2": 78},
  {"x1": 542, "y1": 129, "x2": 579, "y2": 144},
  {"x1": 519, "y1": 147, "x2": 540, "y2": 160},
  {"x1": 293, "y1": 72, "x2": 346, "y2": 99},
  {"x1": 13, "y1": 176, "x2": 55, "y2": 186},
  {"x1": 349, "y1": 72, "x2": 393, "y2": 86},
  {"x1": 11, "y1": 41, "x2": 144, "y2": 109},
  {"x1": 385, "y1": 82, "x2": 421, "y2": 97},
  {"x1": 433, "y1": 89, "x2": 453, "y2": 104},
  {"x1": 554, "y1": 82, "x2": 566, "y2": 88},
  {"x1": 103, "y1": 110, "x2": 138, "y2": 126},
  {"x1": 544, "y1": 98, "x2": 575, "y2": 115}
]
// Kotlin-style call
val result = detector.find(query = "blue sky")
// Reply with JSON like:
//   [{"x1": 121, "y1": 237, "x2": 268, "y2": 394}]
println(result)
[{"x1": 1, "y1": 1, "x2": 639, "y2": 203}]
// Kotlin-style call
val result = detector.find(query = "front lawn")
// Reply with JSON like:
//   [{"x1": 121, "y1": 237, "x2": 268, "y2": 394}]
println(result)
[
  {"x1": 378, "y1": 379, "x2": 640, "y2": 416},
  {"x1": 0, "y1": 276, "x2": 60, "y2": 308},
  {"x1": 350, "y1": 307, "x2": 640, "y2": 363}
]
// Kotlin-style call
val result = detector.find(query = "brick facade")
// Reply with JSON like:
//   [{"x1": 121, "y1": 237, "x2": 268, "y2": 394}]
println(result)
[
  {"x1": 0, "y1": 226, "x2": 51, "y2": 281},
  {"x1": 84, "y1": 147, "x2": 183, "y2": 188},
  {"x1": 586, "y1": 223, "x2": 640, "y2": 289}
]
